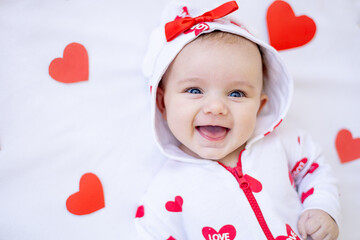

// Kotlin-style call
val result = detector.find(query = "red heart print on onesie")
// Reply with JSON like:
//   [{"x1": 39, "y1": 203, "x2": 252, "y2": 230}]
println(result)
[
  {"x1": 291, "y1": 158, "x2": 308, "y2": 177},
  {"x1": 275, "y1": 224, "x2": 301, "y2": 240},
  {"x1": 175, "y1": 6, "x2": 189, "y2": 20},
  {"x1": 202, "y1": 225, "x2": 236, "y2": 240},
  {"x1": 49, "y1": 42, "x2": 89, "y2": 83},
  {"x1": 303, "y1": 162, "x2": 319, "y2": 178},
  {"x1": 266, "y1": 0, "x2": 316, "y2": 51},
  {"x1": 335, "y1": 129, "x2": 360, "y2": 163},
  {"x1": 135, "y1": 205, "x2": 144, "y2": 218},
  {"x1": 184, "y1": 22, "x2": 210, "y2": 37},
  {"x1": 165, "y1": 196, "x2": 183, "y2": 212},
  {"x1": 301, "y1": 187, "x2": 314, "y2": 203},
  {"x1": 66, "y1": 173, "x2": 105, "y2": 215}
]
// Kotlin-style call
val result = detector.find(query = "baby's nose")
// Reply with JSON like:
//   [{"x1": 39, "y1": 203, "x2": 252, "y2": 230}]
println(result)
[{"x1": 202, "y1": 97, "x2": 228, "y2": 115}]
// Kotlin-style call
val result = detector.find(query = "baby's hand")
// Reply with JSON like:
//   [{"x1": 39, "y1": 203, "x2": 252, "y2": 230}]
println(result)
[{"x1": 297, "y1": 209, "x2": 339, "y2": 240}]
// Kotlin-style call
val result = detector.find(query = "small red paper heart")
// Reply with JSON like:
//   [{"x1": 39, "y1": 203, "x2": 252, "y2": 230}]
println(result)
[
  {"x1": 301, "y1": 187, "x2": 314, "y2": 203},
  {"x1": 244, "y1": 174, "x2": 262, "y2": 193},
  {"x1": 266, "y1": 0, "x2": 316, "y2": 51},
  {"x1": 336, "y1": 129, "x2": 360, "y2": 163},
  {"x1": 202, "y1": 225, "x2": 236, "y2": 240},
  {"x1": 66, "y1": 173, "x2": 105, "y2": 215},
  {"x1": 49, "y1": 42, "x2": 89, "y2": 83},
  {"x1": 276, "y1": 224, "x2": 301, "y2": 240},
  {"x1": 165, "y1": 196, "x2": 183, "y2": 212}
]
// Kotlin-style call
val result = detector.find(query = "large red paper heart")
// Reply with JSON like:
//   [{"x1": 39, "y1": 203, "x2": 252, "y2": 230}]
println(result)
[
  {"x1": 276, "y1": 224, "x2": 301, "y2": 240},
  {"x1": 336, "y1": 129, "x2": 360, "y2": 163},
  {"x1": 202, "y1": 225, "x2": 236, "y2": 240},
  {"x1": 165, "y1": 196, "x2": 183, "y2": 212},
  {"x1": 66, "y1": 173, "x2": 105, "y2": 215},
  {"x1": 266, "y1": 0, "x2": 316, "y2": 51},
  {"x1": 49, "y1": 42, "x2": 89, "y2": 83}
]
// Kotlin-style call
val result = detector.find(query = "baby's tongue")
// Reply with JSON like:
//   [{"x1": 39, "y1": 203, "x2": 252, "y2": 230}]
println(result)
[{"x1": 197, "y1": 126, "x2": 227, "y2": 140}]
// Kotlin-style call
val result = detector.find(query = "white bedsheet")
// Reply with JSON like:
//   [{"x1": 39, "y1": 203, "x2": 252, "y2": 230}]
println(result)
[{"x1": 0, "y1": 0, "x2": 359, "y2": 239}]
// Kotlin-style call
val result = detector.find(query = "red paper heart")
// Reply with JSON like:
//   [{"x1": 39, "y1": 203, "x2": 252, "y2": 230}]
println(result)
[
  {"x1": 49, "y1": 42, "x2": 89, "y2": 83},
  {"x1": 244, "y1": 174, "x2": 262, "y2": 193},
  {"x1": 336, "y1": 129, "x2": 360, "y2": 163},
  {"x1": 276, "y1": 224, "x2": 301, "y2": 240},
  {"x1": 165, "y1": 196, "x2": 183, "y2": 212},
  {"x1": 266, "y1": 0, "x2": 316, "y2": 51},
  {"x1": 202, "y1": 225, "x2": 236, "y2": 240},
  {"x1": 66, "y1": 173, "x2": 105, "y2": 215}
]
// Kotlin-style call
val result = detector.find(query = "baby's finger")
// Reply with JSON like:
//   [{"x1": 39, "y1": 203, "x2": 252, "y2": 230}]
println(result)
[
  {"x1": 304, "y1": 216, "x2": 321, "y2": 236},
  {"x1": 308, "y1": 226, "x2": 327, "y2": 240},
  {"x1": 322, "y1": 230, "x2": 339, "y2": 240},
  {"x1": 323, "y1": 233, "x2": 332, "y2": 240},
  {"x1": 297, "y1": 212, "x2": 308, "y2": 239}
]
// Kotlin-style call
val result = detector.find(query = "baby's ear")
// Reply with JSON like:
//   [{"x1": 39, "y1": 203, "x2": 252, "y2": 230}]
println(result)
[
  {"x1": 156, "y1": 85, "x2": 167, "y2": 120},
  {"x1": 257, "y1": 93, "x2": 268, "y2": 115}
]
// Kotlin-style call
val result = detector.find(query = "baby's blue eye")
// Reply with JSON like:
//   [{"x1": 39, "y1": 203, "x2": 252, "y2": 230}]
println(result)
[
  {"x1": 186, "y1": 88, "x2": 202, "y2": 94},
  {"x1": 229, "y1": 90, "x2": 245, "y2": 98}
]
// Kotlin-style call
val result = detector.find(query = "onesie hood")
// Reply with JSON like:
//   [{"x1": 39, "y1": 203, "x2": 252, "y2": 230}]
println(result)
[{"x1": 143, "y1": 1, "x2": 293, "y2": 162}]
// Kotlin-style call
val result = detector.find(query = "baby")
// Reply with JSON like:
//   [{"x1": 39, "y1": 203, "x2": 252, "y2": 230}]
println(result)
[{"x1": 136, "y1": 1, "x2": 340, "y2": 240}]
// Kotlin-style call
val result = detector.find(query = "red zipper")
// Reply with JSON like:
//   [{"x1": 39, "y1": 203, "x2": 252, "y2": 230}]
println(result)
[{"x1": 219, "y1": 150, "x2": 275, "y2": 240}]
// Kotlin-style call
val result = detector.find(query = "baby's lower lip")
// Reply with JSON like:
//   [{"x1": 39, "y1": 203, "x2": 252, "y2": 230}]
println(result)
[{"x1": 196, "y1": 126, "x2": 229, "y2": 141}]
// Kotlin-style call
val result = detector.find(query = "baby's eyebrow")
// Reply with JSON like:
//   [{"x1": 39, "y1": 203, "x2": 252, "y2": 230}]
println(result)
[
  {"x1": 176, "y1": 78, "x2": 203, "y2": 85},
  {"x1": 232, "y1": 80, "x2": 255, "y2": 89},
  {"x1": 176, "y1": 78, "x2": 256, "y2": 89}
]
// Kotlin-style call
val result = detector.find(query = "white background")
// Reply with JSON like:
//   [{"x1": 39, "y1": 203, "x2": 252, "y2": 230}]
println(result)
[{"x1": 0, "y1": 0, "x2": 359, "y2": 239}]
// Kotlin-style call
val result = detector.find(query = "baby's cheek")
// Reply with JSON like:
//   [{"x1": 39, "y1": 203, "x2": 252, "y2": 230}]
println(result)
[{"x1": 166, "y1": 113, "x2": 191, "y2": 140}]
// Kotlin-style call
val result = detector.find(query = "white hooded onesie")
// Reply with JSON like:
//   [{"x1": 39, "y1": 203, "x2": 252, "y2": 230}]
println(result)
[{"x1": 135, "y1": 1, "x2": 340, "y2": 240}]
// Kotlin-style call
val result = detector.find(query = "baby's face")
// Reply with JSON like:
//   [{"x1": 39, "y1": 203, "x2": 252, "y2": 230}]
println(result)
[{"x1": 157, "y1": 36, "x2": 267, "y2": 165}]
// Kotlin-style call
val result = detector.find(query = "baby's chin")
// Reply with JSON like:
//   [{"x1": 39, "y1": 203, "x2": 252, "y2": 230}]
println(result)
[
  {"x1": 197, "y1": 151, "x2": 227, "y2": 161},
  {"x1": 179, "y1": 144, "x2": 228, "y2": 161}
]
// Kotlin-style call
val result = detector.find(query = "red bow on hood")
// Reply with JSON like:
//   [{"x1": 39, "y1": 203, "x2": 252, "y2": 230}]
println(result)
[{"x1": 165, "y1": 1, "x2": 239, "y2": 41}]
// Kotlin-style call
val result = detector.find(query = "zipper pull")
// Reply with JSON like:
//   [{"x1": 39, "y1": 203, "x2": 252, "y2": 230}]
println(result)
[
  {"x1": 234, "y1": 165, "x2": 243, "y2": 178},
  {"x1": 234, "y1": 166, "x2": 249, "y2": 190}
]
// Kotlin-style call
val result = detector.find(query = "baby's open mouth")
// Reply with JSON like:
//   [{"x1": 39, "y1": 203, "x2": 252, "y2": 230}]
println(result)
[{"x1": 196, "y1": 125, "x2": 230, "y2": 141}]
